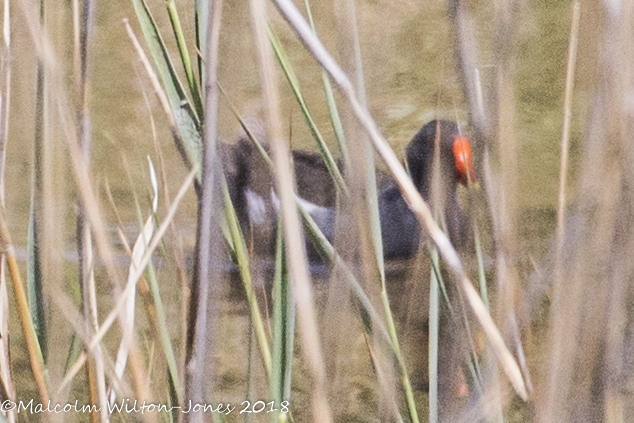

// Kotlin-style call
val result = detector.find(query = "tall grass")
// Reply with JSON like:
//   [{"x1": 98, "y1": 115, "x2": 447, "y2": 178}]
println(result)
[{"x1": 0, "y1": 0, "x2": 633, "y2": 422}]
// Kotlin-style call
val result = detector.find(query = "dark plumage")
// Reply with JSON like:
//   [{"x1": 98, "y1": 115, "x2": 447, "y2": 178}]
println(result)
[{"x1": 226, "y1": 119, "x2": 475, "y2": 261}]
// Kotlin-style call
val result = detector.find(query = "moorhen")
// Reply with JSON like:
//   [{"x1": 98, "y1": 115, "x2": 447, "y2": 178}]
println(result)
[
  {"x1": 226, "y1": 119, "x2": 476, "y2": 261},
  {"x1": 381, "y1": 119, "x2": 475, "y2": 257}
]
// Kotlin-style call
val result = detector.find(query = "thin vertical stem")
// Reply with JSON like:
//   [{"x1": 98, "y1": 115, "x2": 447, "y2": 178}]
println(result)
[
  {"x1": 75, "y1": 0, "x2": 109, "y2": 419},
  {"x1": 0, "y1": 2, "x2": 15, "y2": 420},
  {"x1": 544, "y1": 3, "x2": 581, "y2": 422},
  {"x1": 429, "y1": 249, "x2": 440, "y2": 423},
  {"x1": 166, "y1": 0, "x2": 204, "y2": 120},
  {"x1": 554, "y1": 1, "x2": 580, "y2": 268},
  {"x1": 186, "y1": 0, "x2": 223, "y2": 420}
]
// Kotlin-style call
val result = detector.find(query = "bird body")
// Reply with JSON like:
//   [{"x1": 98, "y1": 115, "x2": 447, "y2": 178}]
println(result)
[{"x1": 226, "y1": 119, "x2": 475, "y2": 262}]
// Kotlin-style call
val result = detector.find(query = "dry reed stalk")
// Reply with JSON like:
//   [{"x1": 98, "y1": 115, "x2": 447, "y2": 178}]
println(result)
[
  {"x1": 186, "y1": 0, "x2": 224, "y2": 417},
  {"x1": 0, "y1": 0, "x2": 15, "y2": 420},
  {"x1": 542, "y1": 4, "x2": 580, "y2": 421},
  {"x1": 70, "y1": 1, "x2": 111, "y2": 420}
]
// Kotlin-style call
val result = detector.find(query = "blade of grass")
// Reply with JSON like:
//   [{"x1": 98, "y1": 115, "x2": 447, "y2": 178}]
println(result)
[
  {"x1": 27, "y1": 195, "x2": 45, "y2": 359},
  {"x1": 429, "y1": 248, "x2": 439, "y2": 423},
  {"x1": 218, "y1": 83, "x2": 273, "y2": 168},
  {"x1": 474, "y1": 224, "x2": 489, "y2": 308},
  {"x1": 28, "y1": 0, "x2": 46, "y2": 363},
  {"x1": 270, "y1": 220, "x2": 294, "y2": 423},
  {"x1": 0, "y1": 260, "x2": 13, "y2": 423},
  {"x1": 195, "y1": 0, "x2": 209, "y2": 87},
  {"x1": 380, "y1": 283, "x2": 418, "y2": 422},
  {"x1": 267, "y1": 27, "x2": 347, "y2": 197},
  {"x1": 58, "y1": 347, "x2": 86, "y2": 397},
  {"x1": 553, "y1": 0, "x2": 580, "y2": 337},
  {"x1": 222, "y1": 177, "x2": 272, "y2": 377},
  {"x1": 6, "y1": 0, "x2": 50, "y2": 404},
  {"x1": 245, "y1": 310, "x2": 254, "y2": 423},
  {"x1": 473, "y1": 221, "x2": 504, "y2": 422},
  {"x1": 139, "y1": 264, "x2": 185, "y2": 406},
  {"x1": 61, "y1": 334, "x2": 83, "y2": 387},
  {"x1": 429, "y1": 250, "x2": 454, "y2": 316},
  {"x1": 0, "y1": 201, "x2": 49, "y2": 403},
  {"x1": 0, "y1": 0, "x2": 10, "y2": 203},
  {"x1": 164, "y1": 0, "x2": 204, "y2": 120},
  {"x1": 130, "y1": 0, "x2": 202, "y2": 179},
  {"x1": 302, "y1": 0, "x2": 349, "y2": 167}
]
